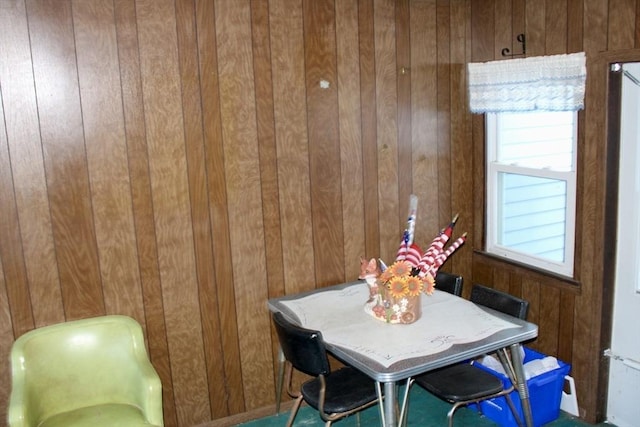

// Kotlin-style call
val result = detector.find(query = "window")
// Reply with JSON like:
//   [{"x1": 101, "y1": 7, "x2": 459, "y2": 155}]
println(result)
[{"x1": 485, "y1": 111, "x2": 577, "y2": 277}]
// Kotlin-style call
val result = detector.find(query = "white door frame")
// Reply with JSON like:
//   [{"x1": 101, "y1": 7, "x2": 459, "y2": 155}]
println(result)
[{"x1": 603, "y1": 60, "x2": 640, "y2": 427}]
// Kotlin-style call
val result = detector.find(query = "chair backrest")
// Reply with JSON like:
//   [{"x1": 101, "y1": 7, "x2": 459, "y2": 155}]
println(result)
[
  {"x1": 470, "y1": 284, "x2": 529, "y2": 320},
  {"x1": 435, "y1": 272, "x2": 464, "y2": 296},
  {"x1": 9, "y1": 315, "x2": 162, "y2": 426},
  {"x1": 272, "y1": 312, "x2": 331, "y2": 377}
]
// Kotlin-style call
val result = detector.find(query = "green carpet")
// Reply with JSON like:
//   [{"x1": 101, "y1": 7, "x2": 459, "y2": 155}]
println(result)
[{"x1": 239, "y1": 386, "x2": 611, "y2": 427}]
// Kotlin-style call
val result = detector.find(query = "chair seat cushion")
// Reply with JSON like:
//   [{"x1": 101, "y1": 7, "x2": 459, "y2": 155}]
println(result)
[
  {"x1": 39, "y1": 403, "x2": 160, "y2": 427},
  {"x1": 301, "y1": 366, "x2": 379, "y2": 414},
  {"x1": 414, "y1": 363, "x2": 504, "y2": 402}
]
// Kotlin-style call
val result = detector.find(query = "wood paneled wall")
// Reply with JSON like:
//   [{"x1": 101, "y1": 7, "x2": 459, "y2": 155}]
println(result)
[
  {"x1": 469, "y1": 1, "x2": 640, "y2": 423},
  {"x1": 0, "y1": 0, "x2": 637, "y2": 425},
  {"x1": 0, "y1": 1, "x2": 467, "y2": 425}
]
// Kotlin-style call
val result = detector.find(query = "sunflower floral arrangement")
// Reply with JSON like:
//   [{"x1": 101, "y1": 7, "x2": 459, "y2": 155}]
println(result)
[
  {"x1": 361, "y1": 195, "x2": 466, "y2": 324},
  {"x1": 373, "y1": 260, "x2": 435, "y2": 323}
]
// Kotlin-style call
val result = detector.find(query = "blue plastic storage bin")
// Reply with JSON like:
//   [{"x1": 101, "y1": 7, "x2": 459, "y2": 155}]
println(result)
[{"x1": 473, "y1": 347, "x2": 571, "y2": 427}]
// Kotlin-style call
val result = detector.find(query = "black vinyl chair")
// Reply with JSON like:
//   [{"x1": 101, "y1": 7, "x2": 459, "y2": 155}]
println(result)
[
  {"x1": 434, "y1": 272, "x2": 464, "y2": 296},
  {"x1": 272, "y1": 312, "x2": 381, "y2": 427},
  {"x1": 396, "y1": 271, "x2": 465, "y2": 424},
  {"x1": 410, "y1": 284, "x2": 530, "y2": 427}
]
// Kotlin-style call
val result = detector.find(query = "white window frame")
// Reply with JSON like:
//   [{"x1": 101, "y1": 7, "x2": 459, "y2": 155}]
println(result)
[{"x1": 485, "y1": 112, "x2": 578, "y2": 277}]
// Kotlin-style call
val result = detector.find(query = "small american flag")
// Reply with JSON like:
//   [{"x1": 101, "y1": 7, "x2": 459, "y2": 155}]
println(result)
[
  {"x1": 395, "y1": 241, "x2": 423, "y2": 267},
  {"x1": 417, "y1": 216, "x2": 466, "y2": 279}
]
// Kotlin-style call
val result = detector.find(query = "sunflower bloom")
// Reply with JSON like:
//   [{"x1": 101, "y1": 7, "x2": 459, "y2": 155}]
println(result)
[
  {"x1": 405, "y1": 276, "x2": 423, "y2": 297},
  {"x1": 387, "y1": 277, "x2": 407, "y2": 298},
  {"x1": 423, "y1": 272, "x2": 435, "y2": 295},
  {"x1": 388, "y1": 261, "x2": 412, "y2": 278},
  {"x1": 379, "y1": 268, "x2": 393, "y2": 282}
]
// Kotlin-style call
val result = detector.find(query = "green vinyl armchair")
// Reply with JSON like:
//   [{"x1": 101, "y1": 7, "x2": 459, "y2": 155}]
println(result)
[{"x1": 8, "y1": 315, "x2": 163, "y2": 427}]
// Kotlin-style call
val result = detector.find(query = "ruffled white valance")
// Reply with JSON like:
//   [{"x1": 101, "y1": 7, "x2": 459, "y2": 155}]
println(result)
[{"x1": 468, "y1": 52, "x2": 586, "y2": 113}]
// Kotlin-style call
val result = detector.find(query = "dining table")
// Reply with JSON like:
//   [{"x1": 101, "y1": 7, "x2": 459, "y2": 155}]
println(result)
[{"x1": 267, "y1": 280, "x2": 539, "y2": 427}]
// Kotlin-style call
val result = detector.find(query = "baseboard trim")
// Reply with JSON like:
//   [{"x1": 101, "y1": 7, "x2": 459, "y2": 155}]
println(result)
[{"x1": 193, "y1": 400, "x2": 296, "y2": 427}]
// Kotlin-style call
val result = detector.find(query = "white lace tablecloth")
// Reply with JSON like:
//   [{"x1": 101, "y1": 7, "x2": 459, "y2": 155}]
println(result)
[{"x1": 281, "y1": 284, "x2": 518, "y2": 367}]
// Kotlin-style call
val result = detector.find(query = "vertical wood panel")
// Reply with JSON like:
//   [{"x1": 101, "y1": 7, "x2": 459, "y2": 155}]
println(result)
[
  {"x1": 136, "y1": 0, "x2": 210, "y2": 424},
  {"x1": 450, "y1": 0, "x2": 472, "y2": 278},
  {"x1": 196, "y1": 0, "x2": 244, "y2": 416},
  {"x1": 469, "y1": 0, "x2": 492, "y2": 256},
  {"x1": 304, "y1": 0, "x2": 345, "y2": 286},
  {"x1": 270, "y1": 0, "x2": 316, "y2": 295},
  {"x1": 558, "y1": 290, "x2": 575, "y2": 362},
  {"x1": 537, "y1": 286, "x2": 560, "y2": 355},
  {"x1": 494, "y1": 0, "x2": 512, "y2": 59},
  {"x1": 359, "y1": 0, "x2": 381, "y2": 259},
  {"x1": 569, "y1": 0, "x2": 585, "y2": 280},
  {"x1": 27, "y1": 0, "x2": 104, "y2": 320},
  {"x1": 374, "y1": 0, "x2": 400, "y2": 261},
  {"x1": 521, "y1": 277, "x2": 541, "y2": 333},
  {"x1": 508, "y1": 272, "x2": 523, "y2": 301},
  {"x1": 0, "y1": 72, "x2": 34, "y2": 340},
  {"x1": 397, "y1": 0, "x2": 412, "y2": 233},
  {"x1": 579, "y1": 2, "x2": 609, "y2": 419},
  {"x1": 0, "y1": 255, "x2": 13, "y2": 424},
  {"x1": 215, "y1": 0, "x2": 272, "y2": 410},
  {"x1": 175, "y1": 0, "x2": 229, "y2": 419},
  {"x1": 472, "y1": 256, "x2": 493, "y2": 289},
  {"x1": 579, "y1": 52, "x2": 609, "y2": 423},
  {"x1": 436, "y1": 0, "x2": 452, "y2": 229},
  {"x1": 567, "y1": 0, "x2": 584, "y2": 52},
  {"x1": 512, "y1": 0, "x2": 525, "y2": 46},
  {"x1": 525, "y1": 0, "x2": 545, "y2": 56},
  {"x1": 493, "y1": 269, "x2": 510, "y2": 293},
  {"x1": 470, "y1": 0, "x2": 494, "y2": 61},
  {"x1": 410, "y1": 0, "x2": 440, "y2": 240},
  {"x1": 251, "y1": 0, "x2": 287, "y2": 405},
  {"x1": 0, "y1": 0, "x2": 63, "y2": 330},
  {"x1": 266, "y1": 0, "x2": 316, "y2": 394},
  {"x1": 636, "y1": 1, "x2": 640, "y2": 47},
  {"x1": 251, "y1": 0, "x2": 285, "y2": 298},
  {"x1": 74, "y1": 0, "x2": 145, "y2": 320},
  {"x1": 336, "y1": 0, "x2": 366, "y2": 278},
  {"x1": 113, "y1": 0, "x2": 177, "y2": 423},
  {"x1": 546, "y1": 0, "x2": 568, "y2": 54},
  {"x1": 583, "y1": 0, "x2": 608, "y2": 54},
  {"x1": 609, "y1": 0, "x2": 637, "y2": 49}
]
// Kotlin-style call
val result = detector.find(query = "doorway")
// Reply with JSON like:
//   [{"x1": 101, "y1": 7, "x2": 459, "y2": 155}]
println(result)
[{"x1": 604, "y1": 61, "x2": 640, "y2": 427}]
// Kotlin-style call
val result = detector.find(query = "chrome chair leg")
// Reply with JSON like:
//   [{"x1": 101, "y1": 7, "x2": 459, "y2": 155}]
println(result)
[
  {"x1": 447, "y1": 401, "x2": 465, "y2": 427},
  {"x1": 286, "y1": 395, "x2": 304, "y2": 427}
]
